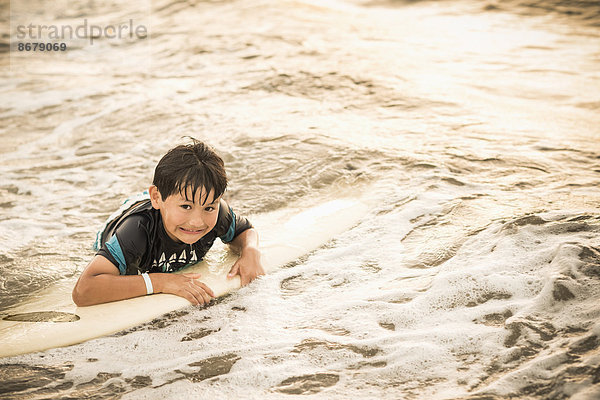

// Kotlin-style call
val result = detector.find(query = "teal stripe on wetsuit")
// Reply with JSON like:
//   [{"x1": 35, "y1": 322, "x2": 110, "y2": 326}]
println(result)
[
  {"x1": 220, "y1": 207, "x2": 237, "y2": 243},
  {"x1": 106, "y1": 235, "x2": 127, "y2": 275}
]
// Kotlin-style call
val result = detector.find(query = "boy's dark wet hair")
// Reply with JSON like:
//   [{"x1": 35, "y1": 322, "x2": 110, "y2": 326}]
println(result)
[{"x1": 153, "y1": 139, "x2": 227, "y2": 205}]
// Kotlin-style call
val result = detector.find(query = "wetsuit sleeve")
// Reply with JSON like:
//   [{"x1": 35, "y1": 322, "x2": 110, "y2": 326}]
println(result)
[
  {"x1": 96, "y1": 214, "x2": 150, "y2": 275},
  {"x1": 216, "y1": 199, "x2": 253, "y2": 244}
]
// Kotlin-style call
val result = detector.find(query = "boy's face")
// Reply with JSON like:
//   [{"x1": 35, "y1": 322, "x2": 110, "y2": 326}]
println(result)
[{"x1": 149, "y1": 185, "x2": 221, "y2": 244}]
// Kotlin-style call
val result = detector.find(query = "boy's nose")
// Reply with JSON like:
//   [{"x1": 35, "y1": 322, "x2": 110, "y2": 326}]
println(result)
[{"x1": 189, "y1": 210, "x2": 207, "y2": 228}]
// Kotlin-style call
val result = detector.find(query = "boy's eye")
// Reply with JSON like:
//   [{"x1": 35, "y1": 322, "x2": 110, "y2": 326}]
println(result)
[
  {"x1": 180, "y1": 204, "x2": 192, "y2": 210},
  {"x1": 205, "y1": 206, "x2": 215, "y2": 212}
]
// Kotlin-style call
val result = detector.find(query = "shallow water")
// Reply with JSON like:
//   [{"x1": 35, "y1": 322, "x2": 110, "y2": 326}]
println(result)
[{"x1": 1, "y1": 0, "x2": 600, "y2": 398}]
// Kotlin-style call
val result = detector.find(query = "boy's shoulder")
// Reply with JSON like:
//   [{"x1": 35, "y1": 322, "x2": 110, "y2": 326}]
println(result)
[{"x1": 95, "y1": 197, "x2": 155, "y2": 251}]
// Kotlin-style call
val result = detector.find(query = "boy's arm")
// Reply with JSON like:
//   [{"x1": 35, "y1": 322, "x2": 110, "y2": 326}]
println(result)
[
  {"x1": 72, "y1": 255, "x2": 215, "y2": 307},
  {"x1": 227, "y1": 228, "x2": 265, "y2": 286}
]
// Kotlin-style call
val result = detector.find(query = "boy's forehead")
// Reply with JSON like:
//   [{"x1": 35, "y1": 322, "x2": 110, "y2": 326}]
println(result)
[{"x1": 177, "y1": 186, "x2": 217, "y2": 204}]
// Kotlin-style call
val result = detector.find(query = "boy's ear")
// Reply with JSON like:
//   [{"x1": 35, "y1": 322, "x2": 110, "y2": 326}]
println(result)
[{"x1": 148, "y1": 185, "x2": 161, "y2": 209}]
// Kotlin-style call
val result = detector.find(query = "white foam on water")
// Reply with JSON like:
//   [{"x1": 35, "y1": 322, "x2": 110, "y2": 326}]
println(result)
[
  {"x1": 6, "y1": 182, "x2": 596, "y2": 399},
  {"x1": 0, "y1": 182, "x2": 598, "y2": 400}
]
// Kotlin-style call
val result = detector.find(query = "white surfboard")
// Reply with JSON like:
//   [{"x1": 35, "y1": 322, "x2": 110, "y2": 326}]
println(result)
[{"x1": 0, "y1": 197, "x2": 368, "y2": 358}]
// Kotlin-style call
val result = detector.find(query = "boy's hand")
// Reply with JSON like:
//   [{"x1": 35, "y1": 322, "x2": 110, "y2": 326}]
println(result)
[
  {"x1": 156, "y1": 273, "x2": 215, "y2": 306},
  {"x1": 227, "y1": 247, "x2": 265, "y2": 286}
]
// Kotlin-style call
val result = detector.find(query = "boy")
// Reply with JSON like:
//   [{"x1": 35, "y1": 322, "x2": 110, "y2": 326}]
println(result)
[{"x1": 72, "y1": 139, "x2": 264, "y2": 307}]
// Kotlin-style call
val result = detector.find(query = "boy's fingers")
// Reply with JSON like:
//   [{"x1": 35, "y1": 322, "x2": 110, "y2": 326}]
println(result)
[
  {"x1": 199, "y1": 290, "x2": 212, "y2": 304},
  {"x1": 192, "y1": 285, "x2": 213, "y2": 305},
  {"x1": 228, "y1": 262, "x2": 240, "y2": 278},
  {"x1": 196, "y1": 281, "x2": 215, "y2": 298},
  {"x1": 183, "y1": 289, "x2": 200, "y2": 306},
  {"x1": 183, "y1": 273, "x2": 202, "y2": 279},
  {"x1": 242, "y1": 270, "x2": 254, "y2": 286},
  {"x1": 245, "y1": 269, "x2": 259, "y2": 286},
  {"x1": 186, "y1": 286, "x2": 208, "y2": 305}
]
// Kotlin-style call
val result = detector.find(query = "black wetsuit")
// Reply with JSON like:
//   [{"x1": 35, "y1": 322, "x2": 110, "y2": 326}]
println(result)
[{"x1": 95, "y1": 198, "x2": 252, "y2": 275}]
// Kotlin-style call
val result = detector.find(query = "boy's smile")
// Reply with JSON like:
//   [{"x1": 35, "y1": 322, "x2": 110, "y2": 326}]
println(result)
[{"x1": 149, "y1": 185, "x2": 220, "y2": 244}]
